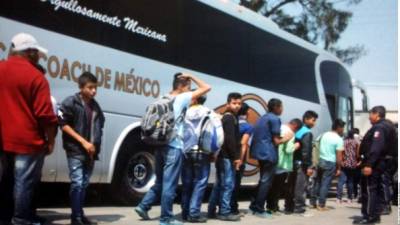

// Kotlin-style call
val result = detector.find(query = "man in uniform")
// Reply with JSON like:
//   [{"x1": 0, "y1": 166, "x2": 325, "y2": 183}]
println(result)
[{"x1": 354, "y1": 106, "x2": 396, "y2": 224}]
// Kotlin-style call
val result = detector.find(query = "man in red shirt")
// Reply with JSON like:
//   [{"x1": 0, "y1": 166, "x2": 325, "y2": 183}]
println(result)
[{"x1": 0, "y1": 33, "x2": 57, "y2": 225}]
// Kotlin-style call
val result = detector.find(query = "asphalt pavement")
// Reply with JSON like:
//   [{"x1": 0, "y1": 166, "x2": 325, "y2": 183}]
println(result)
[{"x1": 37, "y1": 199, "x2": 397, "y2": 225}]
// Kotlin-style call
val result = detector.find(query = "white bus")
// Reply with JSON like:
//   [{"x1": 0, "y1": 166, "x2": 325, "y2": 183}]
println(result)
[{"x1": 0, "y1": 0, "x2": 354, "y2": 202}]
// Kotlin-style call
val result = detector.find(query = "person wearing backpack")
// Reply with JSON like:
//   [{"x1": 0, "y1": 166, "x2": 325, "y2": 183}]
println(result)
[
  {"x1": 135, "y1": 73, "x2": 211, "y2": 225},
  {"x1": 58, "y1": 72, "x2": 105, "y2": 225},
  {"x1": 208, "y1": 93, "x2": 242, "y2": 222},
  {"x1": 354, "y1": 106, "x2": 396, "y2": 224},
  {"x1": 180, "y1": 94, "x2": 213, "y2": 223}
]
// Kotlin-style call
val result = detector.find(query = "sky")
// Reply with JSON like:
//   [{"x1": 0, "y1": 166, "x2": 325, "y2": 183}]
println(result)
[
  {"x1": 336, "y1": 0, "x2": 398, "y2": 111},
  {"x1": 231, "y1": 0, "x2": 398, "y2": 111}
]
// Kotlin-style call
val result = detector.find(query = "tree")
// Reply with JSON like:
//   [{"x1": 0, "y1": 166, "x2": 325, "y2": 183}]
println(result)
[{"x1": 239, "y1": 0, "x2": 367, "y2": 65}]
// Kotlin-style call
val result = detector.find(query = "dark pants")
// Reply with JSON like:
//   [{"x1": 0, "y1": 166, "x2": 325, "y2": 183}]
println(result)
[
  {"x1": 293, "y1": 162, "x2": 308, "y2": 211},
  {"x1": 138, "y1": 146, "x2": 183, "y2": 223},
  {"x1": 181, "y1": 152, "x2": 210, "y2": 218},
  {"x1": 208, "y1": 157, "x2": 236, "y2": 216},
  {"x1": 379, "y1": 160, "x2": 393, "y2": 212},
  {"x1": 0, "y1": 151, "x2": 45, "y2": 225},
  {"x1": 266, "y1": 172, "x2": 288, "y2": 211},
  {"x1": 337, "y1": 168, "x2": 357, "y2": 200},
  {"x1": 311, "y1": 159, "x2": 336, "y2": 207},
  {"x1": 361, "y1": 161, "x2": 386, "y2": 220},
  {"x1": 67, "y1": 157, "x2": 94, "y2": 219},
  {"x1": 249, "y1": 160, "x2": 276, "y2": 213},
  {"x1": 353, "y1": 168, "x2": 362, "y2": 199},
  {"x1": 285, "y1": 171, "x2": 296, "y2": 212},
  {"x1": 230, "y1": 164, "x2": 245, "y2": 213},
  {"x1": 0, "y1": 152, "x2": 14, "y2": 223}
]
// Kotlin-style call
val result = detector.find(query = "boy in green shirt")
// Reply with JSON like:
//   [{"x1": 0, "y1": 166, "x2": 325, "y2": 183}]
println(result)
[{"x1": 267, "y1": 118, "x2": 303, "y2": 213}]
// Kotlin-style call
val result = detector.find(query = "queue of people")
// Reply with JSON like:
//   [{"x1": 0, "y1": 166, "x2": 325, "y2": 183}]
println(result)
[{"x1": 0, "y1": 33, "x2": 397, "y2": 225}]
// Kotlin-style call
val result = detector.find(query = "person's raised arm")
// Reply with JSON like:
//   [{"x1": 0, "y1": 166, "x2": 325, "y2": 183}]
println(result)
[{"x1": 180, "y1": 73, "x2": 211, "y2": 100}]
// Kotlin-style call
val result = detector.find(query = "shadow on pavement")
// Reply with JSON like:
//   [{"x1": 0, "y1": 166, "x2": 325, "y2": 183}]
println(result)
[{"x1": 38, "y1": 210, "x2": 125, "y2": 225}]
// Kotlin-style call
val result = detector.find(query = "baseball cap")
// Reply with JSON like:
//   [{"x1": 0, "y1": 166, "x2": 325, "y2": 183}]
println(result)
[{"x1": 11, "y1": 33, "x2": 48, "y2": 54}]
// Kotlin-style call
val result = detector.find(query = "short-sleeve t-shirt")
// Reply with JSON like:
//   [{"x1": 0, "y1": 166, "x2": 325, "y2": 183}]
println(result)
[
  {"x1": 319, "y1": 131, "x2": 344, "y2": 163},
  {"x1": 239, "y1": 118, "x2": 254, "y2": 137},
  {"x1": 250, "y1": 112, "x2": 281, "y2": 162},
  {"x1": 169, "y1": 92, "x2": 193, "y2": 149}
]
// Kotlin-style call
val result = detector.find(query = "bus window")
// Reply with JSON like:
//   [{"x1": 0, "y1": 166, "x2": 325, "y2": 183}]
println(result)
[
  {"x1": 338, "y1": 96, "x2": 353, "y2": 132},
  {"x1": 325, "y1": 94, "x2": 336, "y2": 121}
]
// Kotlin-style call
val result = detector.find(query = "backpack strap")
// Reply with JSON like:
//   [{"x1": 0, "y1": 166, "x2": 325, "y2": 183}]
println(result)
[
  {"x1": 223, "y1": 111, "x2": 237, "y2": 125},
  {"x1": 197, "y1": 114, "x2": 211, "y2": 147}
]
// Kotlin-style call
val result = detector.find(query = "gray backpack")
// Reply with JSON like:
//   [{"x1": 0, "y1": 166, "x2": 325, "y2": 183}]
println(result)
[{"x1": 140, "y1": 95, "x2": 185, "y2": 146}]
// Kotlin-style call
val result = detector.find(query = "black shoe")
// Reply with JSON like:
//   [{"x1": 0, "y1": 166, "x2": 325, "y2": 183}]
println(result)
[
  {"x1": 353, "y1": 217, "x2": 381, "y2": 224},
  {"x1": 216, "y1": 213, "x2": 240, "y2": 221},
  {"x1": 293, "y1": 208, "x2": 306, "y2": 214},
  {"x1": 71, "y1": 217, "x2": 86, "y2": 225},
  {"x1": 181, "y1": 214, "x2": 188, "y2": 221},
  {"x1": 207, "y1": 212, "x2": 217, "y2": 219},
  {"x1": 283, "y1": 210, "x2": 293, "y2": 215},
  {"x1": 380, "y1": 207, "x2": 391, "y2": 215},
  {"x1": 187, "y1": 216, "x2": 207, "y2": 223},
  {"x1": 81, "y1": 216, "x2": 96, "y2": 225},
  {"x1": 32, "y1": 215, "x2": 47, "y2": 225}
]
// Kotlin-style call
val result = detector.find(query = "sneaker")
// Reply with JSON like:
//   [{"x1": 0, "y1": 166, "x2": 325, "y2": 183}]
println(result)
[
  {"x1": 267, "y1": 209, "x2": 282, "y2": 216},
  {"x1": 71, "y1": 218, "x2": 86, "y2": 225},
  {"x1": 134, "y1": 206, "x2": 150, "y2": 220},
  {"x1": 380, "y1": 206, "x2": 392, "y2": 215},
  {"x1": 248, "y1": 208, "x2": 256, "y2": 215},
  {"x1": 336, "y1": 199, "x2": 342, "y2": 204},
  {"x1": 160, "y1": 219, "x2": 184, "y2": 225},
  {"x1": 216, "y1": 213, "x2": 240, "y2": 221},
  {"x1": 32, "y1": 215, "x2": 47, "y2": 225},
  {"x1": 292, "y1": 211, "x2": 314, "y2": 217},
  {"x1": 207, "y1": 212, "x2": 217, "y2": 219},
  {"x1": 352, "y1": 217, "x2": 381, "y2": 224},
  {"x1": 253, "y1": 211, "x2": 272, "y2": 219},
  {"x1": 187, "y1": 216, "x2": 207, "y2": 223}
]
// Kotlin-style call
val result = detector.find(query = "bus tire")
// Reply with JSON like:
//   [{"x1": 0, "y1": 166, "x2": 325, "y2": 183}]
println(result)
[{"x1": 111, "y1": 142, "x2": 156, "y2": 204}]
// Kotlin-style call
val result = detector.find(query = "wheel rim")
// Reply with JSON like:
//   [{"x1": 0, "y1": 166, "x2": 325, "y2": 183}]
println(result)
[{"x1": 126, "y1": 152, "x2": 156, "y2": 194}]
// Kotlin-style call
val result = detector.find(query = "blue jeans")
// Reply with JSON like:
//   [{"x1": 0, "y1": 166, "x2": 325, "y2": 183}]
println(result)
[
  {"x1": 7, "y1": 151, "x2": 45, "y2": 225},
  {"x1": 67, "y1": 157, "x2": 94, "y2": 219},
  {"x1": 208, "y1": 157, "x2": 235, "y2": 216},
  {"x1": 138, "y1": 146, "x2": 183, "y2": 223},
  {"x1": 337, "y1": 167, "x2": 356, "y2": 200},
  {"x1": 249, "y1": 160, "x2": 276, "y2": 213},
  {"x1": 181, "y1": 152, "x2": 210, "y2": 218},
  {"x1": 311, "y1": 159, "x2": 336, "y2": 207}
]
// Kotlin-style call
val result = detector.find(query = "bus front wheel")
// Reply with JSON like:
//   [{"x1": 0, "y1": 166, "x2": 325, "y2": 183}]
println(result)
[{"x1": 111, "y1": 147, "x2": 156, "y2": 204}]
